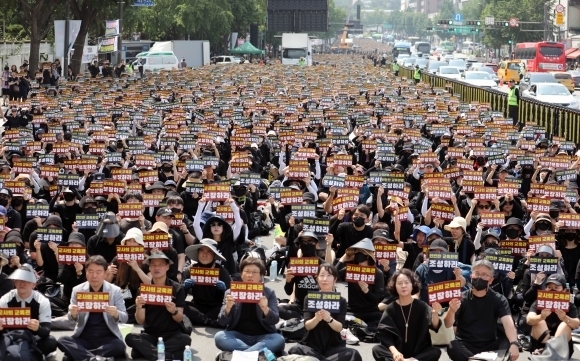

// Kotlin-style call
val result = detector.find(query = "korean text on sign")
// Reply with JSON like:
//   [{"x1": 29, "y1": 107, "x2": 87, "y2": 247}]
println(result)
[
  {"x1": 345, "y1": 265, "x2": 376, "y2": 284},
  {"x1": 0, "y1": 308, "x2": 31, "y2": 328},
  {"x1": 118, "y1": 203, "x2": 143, "y2": 218},
  {"x1": 536, "y1": 290, "x2": 571, "y2": 312},
  {"x1": 116, "y1": 246, "x2": 146, "y2": 262},
  {"x1": 76, "y1": 292, "x2": 110, "y2": 312},
  {"x1": 479, "y1": 211, "x2": 504, "y2": 227},
  {"x1": 75, "y1": 215, "x2": 100, "y2": 229},
  {"x1": 427, "y1": 280, "x2": 462, "y2": 304},
  {"x1": 203, "y1": 184, "x2": 231, "y2": 201},
  {"x1": 528, "y1": 235, "x2": 556, "y2": 253},
  {"x1": 428, "y1": 252, "x2": 458, "y2": 271},
  {"x1": 288, "y1": 257, "x2": 319, "y2": 276},
  {"x1": 57, "y1": 246, "x2": 86, "y2": 264},
  {"x1": 229, "y1": 282, "x2": 264, "y2": 304},
  {"x1": 485, "y1": 254, "x2": 514, "y2": 273},
  {"x1": 305, "y1": 292, "x2": 341, "y2": 313},
  {"x1": 190, "y1": 268, "x2": 220, "y2": 285},
  {"x1": 500, "y1": 240, "x2": 528, "y2": 256},
  {"x1": 139, "y1": 284, "x2": 173, "y2": 306},
  {"x1": 559, "y1": 214, "x2": 580, "y2": 229},
  {"x1": 529, "y1": 256, "x2": 559, "y2": 274},
  {"x1": 302, "y1": 218, "x2": 330, "y2": 235},
  {"x1": 143, "y1": 233, "x2": 170, "y2": 250},
  {"x1": 36, "y1": 227, "x2": 64, "y2": 243},
  {"x1": 374, "y1": 244, "x2": 397, "y2": 261}
]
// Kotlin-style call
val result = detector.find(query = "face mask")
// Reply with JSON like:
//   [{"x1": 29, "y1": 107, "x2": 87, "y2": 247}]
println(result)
[
  {"x1": 84, "y1": 207, "x2": 97, "y2": 214},
  {"x1": 64, "y1": 194, "x2": 75, "y2": 202},
  {"x1": 549, "y1": 211, "x2": 560, "y2": 219},
  {"x1": 472, "y1": 277, "x2": 489, "y2": 291},
  {"x1": 170, "y1": 208, "x2": 181, "y2": 214},
  {"x1": 565, "y1": 232, "x2": 577, "y2": 241},
  {"x1": 300, "y1": 244, "x2": 316, "y2": 257},
  {"x1": 353, "y1": 217, "x2": 366, "y2": 227},
  {"x1": 11, "y1": 198, "x2": 23, "y2": 207},
  {"x1": 484, "y1": 242, "x2": 498, "y2": 249},
  {"x1": 505, "y1": 229, "x2": 520, "y2": 240},
  {"x1": 536, "y1": 222, "x2": 551, "y2": 231},
  {"x1": 354, "y1": 252, "x2": 368, "y2": 264},
  {"x1": 162, "y1": 166, "x2": 172, "y2": 172},
  {"x1": 0, "y1": 199, "x2": 9, "y2": 207}
]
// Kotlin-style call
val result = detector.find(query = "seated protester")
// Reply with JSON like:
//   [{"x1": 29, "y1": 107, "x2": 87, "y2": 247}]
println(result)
[
  {"x1": 193, "y1": 197, "x2": 243, "y2": 275},
  {"x1": 118, "y1": 191, "x2": 152, "y2": 234},
  {"x1": 415, "y1": 239, "x2": 466, "y2": 305},
  {"x1": 166, "y1": 195, "x2": 196, "y2": 247},
  {"x1": 21, "y1": 200, "x2": 50, "y2": 245},
  {"x1": 335, "y1": 238, "x2": 386, "y2": 331},
  {"x1": 155, "y1": 207, "x2": 186, "y2": 282},
  {"x1": 215, "y1": 256, "x2": 285, "y2": 354},
  {"x1": 289, "y1": 263, "x2": 363, "y2": 361},
  {"x1": 75, "y1": 196, "x2": 102, "y2": 241},
  {"x1": 445, "y1": 259, "x2": 520, "y2": 361},
  {"x1": 0, "y1": 264, "x2": 57, "y2": 356},
  {"x1": 57, "y1": 233, "x2": 87, "y2": 304},
  {"x1": 331, "y1": 205, "x2": 374, "y2": 259},
  {"x1": 107, "y1": 228, "x2": 151, "y2": 323},
  {"x1": 57, "y1": 255, "x2": 128, "y2": 361},
  {"x1": 280, "y1": 231, "x2": 325, "y2": 321},
  {"x1": 373, "y1": 269, "x2": 442, "y2": 361},
  {"x1": 2, "y1": 229, "x2": 29, "y2": 276},
  {"x1": 87, "y1": 212, "x2": 125, "y2": 264},
  {"x1": 444, "y1": 217, "x2": 475, "y2": 265},
  {"x1": 183, "y1": 239, "x2": 231, "y2": 327},
  {"x1": 411, "y1": 227, "x2": 444, "y2": 271},
  {"x1": 393, "y1": 225, "x2": 430, "y2": 271},
  {"x1": 140, "y1": 222, "x2": 180, "y2": 282},
  {"x1": 478, "y1": 248, "x2": 516, "y2": 302},
  {"x1": 0, "y1": 253, "x2": 14, "y2": 297},
  {"x1": 28, "y1": 214, "x2": 66, "y2": 282},
  {"x1": 370, "y1": 229, "x2": 400, "y2": 285},
  {"x1": 125, "y1": 252, "x2": 192, "y2": 361},
  {"x1": 526, "y1": 273, "x2": 579, "y2": 355}
]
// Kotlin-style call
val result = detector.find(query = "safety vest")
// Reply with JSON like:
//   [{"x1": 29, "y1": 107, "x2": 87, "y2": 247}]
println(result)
[
  {"x1": 508, "y1": 87, "x2": 518, "y2": 106},
  {"x1": 413, "y1": 69, "x2": 421, "y2": 80},
  {"x1": 393, "y1": 63, "x2": 399, "y2": 71}
]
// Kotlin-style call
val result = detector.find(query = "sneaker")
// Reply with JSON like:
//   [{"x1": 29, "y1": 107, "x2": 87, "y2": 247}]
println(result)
[{"x1": 341, "y1": 328, "x2": 360, "y2": 345}]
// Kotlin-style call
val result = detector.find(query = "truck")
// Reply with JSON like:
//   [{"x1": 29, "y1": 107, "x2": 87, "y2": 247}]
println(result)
[
  {"x1": 148, "y1": 40, "x2": 211, "y2": 68},
  {"x1": 281, "y1": 33, "x2": 312, "y2": 66}
]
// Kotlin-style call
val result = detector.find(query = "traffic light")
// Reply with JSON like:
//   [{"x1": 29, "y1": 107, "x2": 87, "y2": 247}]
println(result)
[
  {"x1": 470, "y1": 28, "x2": 479, "y2": 32},
  {"x1": 508, "y1": 40, "x2": 512, "y2": 44},
  {"x1": 426, "y1": 27, "x2": 434, "y2": 30},
  {"x1": 447, "y1": 28, "x2": 455, "y2": 32},
  {"x1": 466, "y1": 20, "x2": 481, "y2": 26},
  {"x1": 438, "y1": 20, "x2": 453, "y2": 25},
  {"x1": 494, "y1": 21, "x2": 509, "y2": 26}
]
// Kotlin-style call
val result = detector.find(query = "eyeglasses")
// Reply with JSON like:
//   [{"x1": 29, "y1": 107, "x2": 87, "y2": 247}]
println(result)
[
  {"x1": 472, "y1": 271, "x2": 492, "y2": 280},
  {"x1": 242, "y1": 270, "x2": 261, "y2": 275},
  {"x1": 211, "y1": 223, "x2": 223, "y2": 227},
  {"x1": 477, "y1": 205, "x2": 491, "y2": 210}
]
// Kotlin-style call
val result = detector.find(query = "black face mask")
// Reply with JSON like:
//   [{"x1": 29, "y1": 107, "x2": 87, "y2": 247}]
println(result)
[
  {"x1": 549, "y1": 211, "x2": 560, "y2": 219},
  {"x1": 505, "y1": 229, "x2": 520, "y2": 240},
  {"x1": 353, "y1": 217, "x2": 366, "y2": 227},
  {"x1": 162, "y1": 166, "x2": 172, "y2": 172},
  {"x1": 354, "y1": 252, "x2": 368, "y2": 264},
  {"x1": 170, "y1": 208, "x2": 181, "y2": 214},
  {"x1": 472, "y1": 277, "x2": 489, "y2": 291},
  {"x1": 565, "y1": 232, "x2": 577, "y2": 241},
  {"x1": 11, "y1": 198, "x2": 23, "y2": 207},
  {"x1": 84, "y1": 207, "x2": 97, "y2": 214},
  {"x1": 484, "y1": 242, "x2": 498, "y2": 249},
  {"x1": 300, "y1": 244, "x2": 316, "y2": 257},
  {"x1": 0, "y1": 199, "x2": 8, "y2": 207},
  {"x1": 64, "y1": 194, "x2": 75, "y2": 202},
  {"x1": 536, "y1": 222, "x2": 551, "y2": 231}
]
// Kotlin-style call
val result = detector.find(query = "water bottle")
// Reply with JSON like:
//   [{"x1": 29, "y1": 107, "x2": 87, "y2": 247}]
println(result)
[
  {"x1": 255, "y1": 237, "x2": 261, "y2": 248},
  {"x1": 269, "y1": 260, "x2": 278, "y2": 281},
  {"x1": 262, "y1": 348, "x2": 276, "y2": 361},
  {"x1": 157, "y1": 337, "x2": 165, "y2": 361},
  {"x1": 183, "y1": 345, "x2": 192, "y2": 361}
]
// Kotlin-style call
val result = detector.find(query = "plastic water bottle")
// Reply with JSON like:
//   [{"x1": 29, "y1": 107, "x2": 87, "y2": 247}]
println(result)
[
  {"x1": 183, "y1": 345, "x2": 192, "y2": 361},
  {"x1": 157, "y1": 337, "x2": 165, "y2": 361},
  {"x1": 262, "y1": 348, "x2": 276, "y2": 361},
  {"x1": 269, "y1": 260, "x2": 278, "y2": 281}
]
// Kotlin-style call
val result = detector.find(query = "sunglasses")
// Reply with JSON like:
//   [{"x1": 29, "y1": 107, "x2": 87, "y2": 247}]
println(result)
[
  {"x1": 478, "y1": 205, "x2": 491, "y2": 210},
  {"x1": 504, "y1": 201, "x2": 513, "y2": 205}
]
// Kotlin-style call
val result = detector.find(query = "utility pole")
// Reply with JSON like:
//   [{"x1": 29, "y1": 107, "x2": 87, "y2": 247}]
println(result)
[
  {"x1": 64, "y1": 0, "x2": 70, "y2": 74},
  {"x1": 117, "y1": 1, "x2": 124, "y2": 64},
  {"x1": 543, "y1": 2, "x2": 549, "y2": 41}
]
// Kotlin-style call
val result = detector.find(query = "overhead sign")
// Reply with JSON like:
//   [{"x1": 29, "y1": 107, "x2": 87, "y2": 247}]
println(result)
[
  {"x1": 555, "y1": 12, "x2": 565, "y2": 26},
  {"x1": 485, "y1": 16, "x2": 495, "y2": 25},
  {"x1": 132, "y1": 0, "x2": 154, "y2": 6},
  {"x1": 555, "y1": 4, "x2": 565, "y2": 13},
  {"x1": 454, "y1": 13, "x2": 463, "y2": 22},
  {"x1": 509, "y1": 18, "x2": 519, "y2": 27}
]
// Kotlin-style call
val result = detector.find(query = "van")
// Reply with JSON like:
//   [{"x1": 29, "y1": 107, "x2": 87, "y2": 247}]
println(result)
[
  {"x1": 550, "y1": 72, "x2": 575, "y2": 93},
  {"x1": 213, "y1": 56, "x2": 241, "y2": 65},
  {"x1": 497, "y1": 60, "x2": 522, "y2": 83},
  {"x1": 132, "y1": 51, "x2": 179, "y2": 72}
]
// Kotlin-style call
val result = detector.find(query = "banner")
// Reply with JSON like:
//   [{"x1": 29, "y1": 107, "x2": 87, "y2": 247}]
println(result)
[
  {"x1": 54, "y1": 20, "x2": 82, "y2": 58},
  {"x1": 305, "y1": 292, "x2": 341, "y2": 313},
  {"x1": 81, "y1": 46, "x2": 98, "y2": 64},
  {"x1": 105, "y1": 20, "x2": 120, "y2": 37},
  {"x1": 98, "y1": 36, "x2": 119, "y2": 54}
]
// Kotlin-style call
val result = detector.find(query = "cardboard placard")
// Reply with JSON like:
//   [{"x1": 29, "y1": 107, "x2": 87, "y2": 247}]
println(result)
[
  {"x1": 280, "y1": 189, "x2": 304, "y2": 205},
  {"x1": 322, "y1": 175, "x2": 345, "y2": 188},
  {"x1": 485, "y1": 254, "x2": 514, "y2": 274},
  {"x1": 535, "y1": 290, "x2": 571, "y2": 312},
  {"x1": 143, "y1": 194, "x2": 164, "y2": 207},
  {"x1": 430, "y1": 203, "x2": 455, "y2": 221},
  {"x1": 0, "y1": 308, "x2": 31, "y2": 328},
  {"x1": 170, "y1": 213, "x2": 184, "y2": 228},
  {"x1": 139, "y1": 284, "x2": 173, "y2": 305},
  {"x1": 291, "y1": 204, "x2": 316, "y2": 219},
  {"x1": 302, "y1": 218, "x2": 330, "y2": 235},
  {"x1": 427, "y1": 252, "x2": 458, "y2": 270},
  {"x1": 527, "y1": 197, "x2": 550, "y2": 213},
  {"x1": 528, "y1": 235, "x2": 556, "y2": 253},
  {"x1": 203, "y1": 184, "x2": 231, "y2": 201},
  {"x1": 57, "y1": 246, "x2": 86, "y2": 264},
  {"x1": 374, "y1": 244, "x2": 398, "y2": 260},
  {"x1": 288, "y1": 257, "x2": 319, "y2": 276},
  {"x1": 189, "y1": 268, "x2": 220, "y2": 285},
  {"x1": 305, "y1": 292, "x2": 341, "y2": 313},
  {"x1": 559, "y1": 214, "x2": 580, "y2": 229},
  {"x1": 103, "y1": 180, "x2": 126, "y2": 194},
  {"x1": 142, "y1": 233, "x2": 170, "y2": 250},
  {"x1": 479, "y1": 211, "x2": 505, "y2": 227},
  {"x1": 345, "y1": 264, "x2": 376, "y2": 284},
  {"x1": 474, "y1": 186, "x2": 497, "y2": 201},
  {"x1": 76, "y1": 292, "x2": 110, "y2": 312},
  {"x1": 26, "y1": 204, "x2": 49, "y2": 218},
  {"x1": 215, "y1": 206, "x2": 234, "y2": 222},
  {"x1": 229, "y1": 282, "x2": 264, "y2": 303},
  {"x1": 116, "y1": 246, "x2": 146, "y2": 262},
  {"x1": 500, "y1": 240, "x2": 528, "y2": 256},
  {"x1": 427, "y1": 280, "x2": 462, "y2": 304},
  {"x1": 75, "y1": 214, "x2": 100, "y2": 229},
  {"x1": 543, "y1": 184, "x2": 567, "y2": 199},
  {"x1": 36, "y1": 227, "x2": 64, "y2": 243},
  {"x1": 118, "y1": 203, "x2": 143, "y2": 218},
  {"x1": 529, "y1": 256, "x2": 559, "y2": 274}
]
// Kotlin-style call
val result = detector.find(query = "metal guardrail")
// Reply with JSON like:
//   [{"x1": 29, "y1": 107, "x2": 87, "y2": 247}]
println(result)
[{"x1": 399, "y1": 66, "x2": 580, "y2": 144}]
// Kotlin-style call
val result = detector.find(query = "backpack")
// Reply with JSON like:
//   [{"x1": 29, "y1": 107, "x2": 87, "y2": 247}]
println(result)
[
  {"x1": 0, "y1": 330, "x2": 42, "y2": 361},
  {"x1": 249, "y1": 210, "x2": 273, "y2": 236}
]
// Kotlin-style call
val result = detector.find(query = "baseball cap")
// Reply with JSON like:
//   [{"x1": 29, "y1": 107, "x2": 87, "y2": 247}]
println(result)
[
  {"x1": 429, "y1": 239, "x2": 448, "y2": 252},
  {"x1": 545, "y1": 274, "x2": 566, "y2": 287},
  {"x1": 156, "y1": 208, "x2": 173, "y2": 217}
]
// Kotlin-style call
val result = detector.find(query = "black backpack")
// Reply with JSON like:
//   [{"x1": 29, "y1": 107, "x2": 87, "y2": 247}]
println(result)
[
  {"x1": 0, "y1": 330, "x2": 42, "y2": 361},
  {"x1": 249, "y1": 210, "x2": 273, "y2": 236}
]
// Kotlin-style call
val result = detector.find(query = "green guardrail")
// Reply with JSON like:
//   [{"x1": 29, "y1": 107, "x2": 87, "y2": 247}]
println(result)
[{"x1": 397, "y1": 65, "x2": 580, "y2": 144}]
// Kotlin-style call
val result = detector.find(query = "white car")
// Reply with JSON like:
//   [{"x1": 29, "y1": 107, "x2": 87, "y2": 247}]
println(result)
[
  {"x1": 436, "y1": 66, "x2": 462, "y2": 80},
  {"x1": 461, "y1": 71, "x2": 498, "y2": 88},
  {"x1": 213, "y1": 56, "x2": 241, "y2": 65},
  {"x1": 522, "y1": 83, "x2": 579, "y2": 109}
]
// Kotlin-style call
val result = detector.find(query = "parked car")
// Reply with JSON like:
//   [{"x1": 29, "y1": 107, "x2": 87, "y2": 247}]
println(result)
[
  {"x1": 519, "y1": 72, "x2": 558, "y2": 92},
  {"x1": 521, "y1": 83, "x2": 579, "y2": 109},
  {"x1": 213, "y1": 56, "x2": 241, "y2": 64},
  {"x1": 460, "y1": 71, "x2": 498, "y2": 88},
  {"x1": 436, "y1": 66, "x2": 462, "y2": 80},
  {"x1": 549, "y1": 72, "x2": 575, "y2": 93}
]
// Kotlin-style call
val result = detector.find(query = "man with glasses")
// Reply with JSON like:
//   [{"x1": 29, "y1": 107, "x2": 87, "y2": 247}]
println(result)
[{"x1": 445, "y1": 259, "x2": 520, "y2": 361}]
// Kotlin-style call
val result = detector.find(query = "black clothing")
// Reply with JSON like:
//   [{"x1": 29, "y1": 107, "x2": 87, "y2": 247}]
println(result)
[
  {"x1": 234, "y1": 303, "x2": 270, "y2": 336},
  {"x1": 126, "y1": 331, "x2": 191, "y2": 361},
  {"x1": 139, "y1": 278, "x2": 185, "y2": 337},
  {"x1": 49, "y1": 199, "x2": 82, "y2": 234},
  {"x1": 57, "y1": 264, "x2": 86, "y2": 302},
  {"x1": 185, "y1": 264, "x2": 230, "y2": 325},
  {"x1": 0, "y1": 273, "x2": 14, "y2": 298},
  {"x1": 529, "y1": 300, "x2": 578, "y2": 331},
  {"x1": 332, "y1": 222, "x2": 373, "y2": 259},
  {"x1": 6, "y1": 207, "x2": 22, "y2": 230},
  {"x1": 86, "y1": 234, "x2": 125, "y2": 264}
]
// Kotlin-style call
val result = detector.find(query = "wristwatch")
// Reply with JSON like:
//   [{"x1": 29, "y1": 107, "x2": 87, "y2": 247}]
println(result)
[
  {"x1": 172, "y1": 309, "x2": 179, "y2": 316},
  {"x1": 509, "y1": 341, "x2": 519, "y2": 348}
]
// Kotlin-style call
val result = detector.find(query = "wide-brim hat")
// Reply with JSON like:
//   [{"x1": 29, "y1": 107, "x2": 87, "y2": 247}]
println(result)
[
  {"x1": 502, "y1": 217, "x2": 524, "y2": 230},
  {"x1": 444, "y1": 217, "x2": 467, "y2": 232},
  {"x1": 282, "y1": 178, "x2": 306, "y2": 189},
  {"x1": 348, "y1": 238, "x2": 375, "y2": 252},
  {"x1": 67, "y1": 232, "x2": 86, "y2": 247},
  {"x1": 185, "y1": 239, "x2": 226, "y2": 263},
  {"x1": 146, "y1": 181, "x2": 167, "y2": 191},
  {"x1": 121, "y1": 228, "x2": 144, "y2": 246},
  {"x1": 204, "y1": 215, "x2": 232, "y2": 233},
  {"x1": 9, "y1": 265, "x2": 37, "y2": 283},
  {"x1": 144, "y1": 252, "x2": 173, "y2": 265}
]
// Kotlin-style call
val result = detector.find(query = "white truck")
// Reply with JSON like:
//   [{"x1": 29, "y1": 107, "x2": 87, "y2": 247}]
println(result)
[{"x1": 281, "y1": 33, "x2": 312, "y2": 66}]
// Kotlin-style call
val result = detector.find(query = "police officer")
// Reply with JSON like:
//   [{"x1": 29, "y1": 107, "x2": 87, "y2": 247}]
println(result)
[
  {"x1": 507, "y1": 79, "x2": 520, "y2": 129},
  {"x1": 392, "y1": 61, "x2": 399, "y2": 76},
  {"x1": 413, "y1": 65, "x2": 421, "y2": 84}
]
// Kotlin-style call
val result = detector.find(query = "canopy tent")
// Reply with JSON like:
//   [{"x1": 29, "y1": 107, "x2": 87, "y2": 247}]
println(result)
[
  {"x1": 230, "y1": 42, "x2": 264, "y2": 55},
  {"x1": 566, "y1": 48, "x2": 580, "y2": 60}
]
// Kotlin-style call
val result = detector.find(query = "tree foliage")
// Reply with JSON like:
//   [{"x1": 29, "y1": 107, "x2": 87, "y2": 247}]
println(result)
[{"x1": 383, "y1": 10, "x2": 433, "y2": 38}]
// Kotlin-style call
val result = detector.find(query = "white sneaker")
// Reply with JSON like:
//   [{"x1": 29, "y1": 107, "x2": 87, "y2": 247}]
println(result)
[{"x1": 341, "y1": 328, "x2": 360, "y2": 345}]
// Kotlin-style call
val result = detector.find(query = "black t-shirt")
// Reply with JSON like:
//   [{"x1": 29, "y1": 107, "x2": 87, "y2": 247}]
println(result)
[
  {"x1": 87, "y1": 234, "x2": 124, "y2": 264},
  {"x1": 334, "y1": 223, "x2": 373, "y2": 258},
  {"x1": 529, "y1": 300, "x2": 578, "y2": 331},
  {"x1": 234, "y1": 303, "x2": 269, "y2": 336},
  {"x1": 6, "y1": 208, "x2": 22, "y2": 230},
  {"x1": 140, "y1": 278, "x2": 185, "y2": 337},
  {"x1": 190, "y1": 265, "x2": 231, "y2": 311},
  {"x1": 300, "y1": 297, "x2": 347, "y2": 354},
  {"x1": 80, "y1": 285, "x2": 115, "y2": 339},
  {"x1": 454, "y1": 290, "x2": 510, "y2": 349}
]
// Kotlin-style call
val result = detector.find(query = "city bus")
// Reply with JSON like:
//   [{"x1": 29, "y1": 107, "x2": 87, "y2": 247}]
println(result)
[
  {"x1": 393, "y1": 42, "x2": 412, "y2": 57},
  {"x1": 440, "y1": 40, "x2": 455, "y2": 53},
  {"x1": 514, "y1": 42, "x2": 566, "y2": 72},
  {"x1": 415, "y1": 42, "x2": 431, "y2": 55}
]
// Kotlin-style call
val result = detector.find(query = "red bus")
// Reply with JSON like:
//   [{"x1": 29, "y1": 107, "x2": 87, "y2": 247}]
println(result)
[{"x1": 514, "y1": 42, "x2": 566, "y2": 72}]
